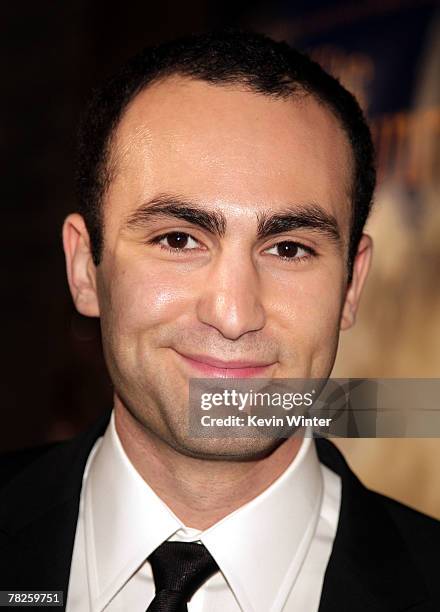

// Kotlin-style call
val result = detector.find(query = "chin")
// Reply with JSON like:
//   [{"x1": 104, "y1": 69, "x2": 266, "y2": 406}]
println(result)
[{"x1": 169, "y1": 435, "x2": 284, "y2": 462}]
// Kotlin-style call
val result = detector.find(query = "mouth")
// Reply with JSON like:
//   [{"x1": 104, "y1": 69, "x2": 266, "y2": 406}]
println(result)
[{"x1": 174, "y1": 350, "x2": 277, "y2": 378}]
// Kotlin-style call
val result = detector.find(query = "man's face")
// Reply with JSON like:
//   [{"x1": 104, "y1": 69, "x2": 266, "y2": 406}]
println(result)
[{"x1": 65, "y1": 76, "x2": 371, "y2": 458}]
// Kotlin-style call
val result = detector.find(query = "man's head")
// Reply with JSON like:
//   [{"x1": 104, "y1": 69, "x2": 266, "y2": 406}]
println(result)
[
  {"x1": 75, "y1": 29, "x2": 375, "y2": 279},
  {"x1": 63, "y1": 29, "x2": 375, "y2": 459}
]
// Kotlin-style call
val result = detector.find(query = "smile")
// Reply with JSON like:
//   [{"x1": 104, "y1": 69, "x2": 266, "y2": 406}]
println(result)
[{"x1": 174, "y1": 351, "x2": 277, "y2": 378}]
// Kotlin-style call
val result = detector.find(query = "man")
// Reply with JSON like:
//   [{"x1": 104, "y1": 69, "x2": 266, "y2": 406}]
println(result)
[{"x1": 0, "y1": 29, "x2": 438, "y2": 612}]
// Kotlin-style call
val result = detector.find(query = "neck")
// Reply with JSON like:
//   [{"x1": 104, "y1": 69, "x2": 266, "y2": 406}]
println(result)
[{"x1": 114, "y1": 402, "x2": 304, "y2": 530}]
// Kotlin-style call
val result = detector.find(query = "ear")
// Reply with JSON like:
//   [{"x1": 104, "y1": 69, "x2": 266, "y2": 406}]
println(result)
[
  {"x1": 62, "y1": 213, "x2": 100, "y2": 317},
  {"x1": 340, "y1": 234, "x2": 373, "y2": 331}
]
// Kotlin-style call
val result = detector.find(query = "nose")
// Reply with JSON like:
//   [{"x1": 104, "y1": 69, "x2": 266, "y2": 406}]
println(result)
[{"x1": 195, "y1": 249, "x2": 266, "y2": 340}]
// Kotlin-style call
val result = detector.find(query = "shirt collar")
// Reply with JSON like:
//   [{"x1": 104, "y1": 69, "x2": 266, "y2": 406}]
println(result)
[
  {"x1": 200, "y1": 431, "x2": 323, "y2": 612},
  {"x1": 84, "y1": 412, "x2": 185, "y2": 610},
  {"x1": 85, "y1": 412, "x2": 323, "y2": 612}
]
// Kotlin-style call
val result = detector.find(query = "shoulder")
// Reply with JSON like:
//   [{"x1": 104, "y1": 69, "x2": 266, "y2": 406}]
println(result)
[
  {"x1": 349, "y1": 475, "x2": 440, "y2": 603},
  {"x1": 374, "y1": 490, "x2": 440, "y2": 562},
  {"x1": 316, "y1": 437, "x2": 440, "y2": 603},
  {"x1": 0, "y1": 442, "x2": 65, "y2": 490},
  {"x1": 0, "y1": 411, "x2": 111, "y2": 494},
  {"x1": 318, "y1": 438, "x2": 440, "y2": 537},
  {"x1": 368, "y1": 489, "x2": 440, "y2": 604}
]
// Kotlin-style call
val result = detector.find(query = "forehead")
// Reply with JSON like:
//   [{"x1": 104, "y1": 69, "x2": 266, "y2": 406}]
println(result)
[{"x1": 108, "y1": 76, "x2": 353, "y2": 228}]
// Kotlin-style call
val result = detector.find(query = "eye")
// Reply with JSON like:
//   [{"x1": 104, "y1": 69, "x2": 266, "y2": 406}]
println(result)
[
  {"x1": 151, "y1": 231, "x2": 200, "y2": 251},
  {"x1": 264, "y1": 240, "x2": 315, "y2": 261}
]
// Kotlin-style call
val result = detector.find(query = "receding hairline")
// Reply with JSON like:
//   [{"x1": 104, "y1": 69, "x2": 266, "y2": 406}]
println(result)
[
  {"x1": 103, "y1": 72, "x2": 355, "y2": 207},
  {"x1": 106, "y1": 73, "x2": 309, "y2": 168}
]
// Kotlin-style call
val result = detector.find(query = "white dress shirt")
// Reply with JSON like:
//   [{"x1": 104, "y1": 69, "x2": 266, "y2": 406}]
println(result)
[{"x1": 66, "y1": 412, "x2": 341, "y2": 612}]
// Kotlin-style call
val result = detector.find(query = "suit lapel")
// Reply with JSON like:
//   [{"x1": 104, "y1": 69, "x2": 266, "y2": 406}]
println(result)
[
  {"x1": 316, "y1": 438, "x2": 429, "y2": 612},
  {"x1": 0, "y1": 411, "x2": 111, "y2": 593}
]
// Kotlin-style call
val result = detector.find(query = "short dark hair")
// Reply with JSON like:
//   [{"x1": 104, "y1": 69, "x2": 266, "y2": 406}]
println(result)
[{"x1": 76, "y1": 28, "x2": 375, "y2": 282}]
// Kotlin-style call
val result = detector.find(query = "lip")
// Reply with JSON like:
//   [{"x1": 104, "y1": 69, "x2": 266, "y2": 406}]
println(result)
[{"x1": 175, "y1": 351, "x2": 276, "y2": 378}]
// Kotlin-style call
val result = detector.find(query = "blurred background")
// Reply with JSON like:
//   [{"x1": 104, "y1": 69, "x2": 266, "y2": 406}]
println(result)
[{"x1": 2, "y1": 0, "x2": 439, "y2": 518}]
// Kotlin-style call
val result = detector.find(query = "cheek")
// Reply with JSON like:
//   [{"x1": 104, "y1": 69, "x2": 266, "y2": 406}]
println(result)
[
  {"x1": 266, "y1": 266, "x2": 345, "y2": 351},
  {"x1": 104, "y1": 259, "x2": 196, "y2": 333}
]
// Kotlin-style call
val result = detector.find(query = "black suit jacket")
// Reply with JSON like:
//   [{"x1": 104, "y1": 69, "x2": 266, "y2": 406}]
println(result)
[{"x1": 0, "y1": 411, "x2": 439, "y2": 611}]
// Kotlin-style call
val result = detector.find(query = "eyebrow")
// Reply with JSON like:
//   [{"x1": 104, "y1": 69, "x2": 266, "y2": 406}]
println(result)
[
  {"x1": 124, "y1": 193, "x2": 342, "y2": 245},
  {"x1": 256, "y1": 204, "x2": 341, "y2": 244},
  {"x1": 125, "y1": 194, "x2": 226, "y2": 236}
]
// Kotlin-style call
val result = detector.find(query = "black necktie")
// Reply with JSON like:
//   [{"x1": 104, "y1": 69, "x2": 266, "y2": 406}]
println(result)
[{"x1": 146, "y1": 541, "x2": 219, "y2": 612}]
